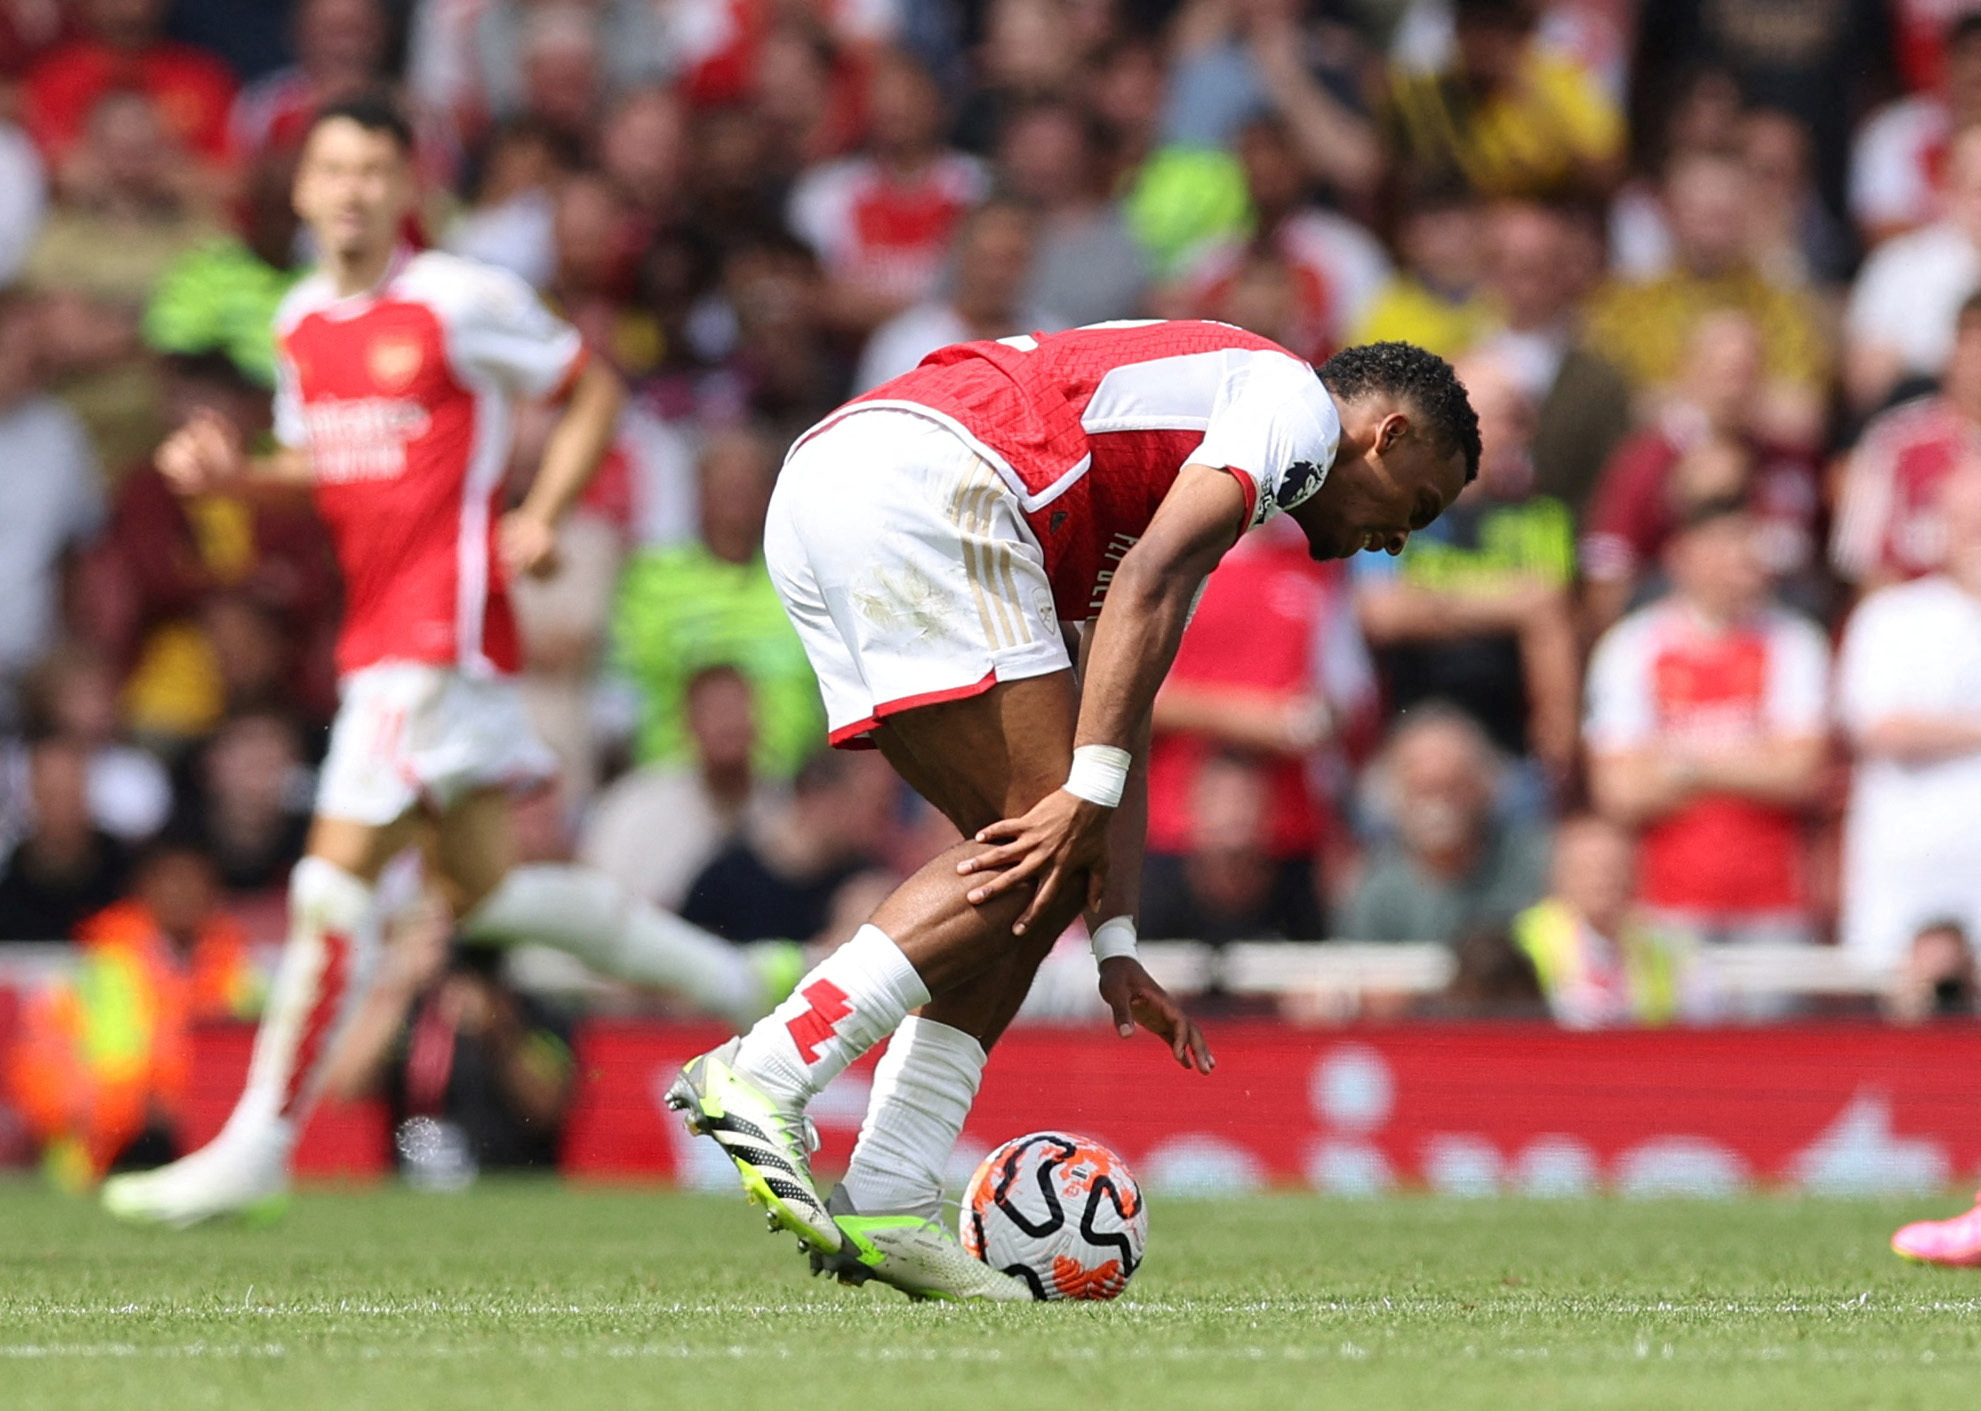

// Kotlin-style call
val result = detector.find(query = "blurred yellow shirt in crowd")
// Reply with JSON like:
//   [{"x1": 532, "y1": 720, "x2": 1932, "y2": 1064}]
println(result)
[
  {"x1": 1384, "y1": 49, "x2": 1624, "y2": 200},
  {"x1": 1349, "y1": 275, "x2": 1498, "y2": 360},
  {"x1": 1585, "y1": 270, "x2": 1832, "y2": 392}
]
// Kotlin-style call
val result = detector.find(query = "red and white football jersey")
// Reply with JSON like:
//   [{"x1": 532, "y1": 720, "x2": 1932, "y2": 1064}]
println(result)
[
  {"x1": 811, "y1": 320, "x2": 1342, "y2": 620},
  {"x1": 1585, "y1": 599, "x2": 1830, "y2": 915},
  {"x1": 1831, "y1": 394, "x2": 1981, "y2": 584},
  {"x1": 787, "y1": 151, "x2": 988, "y2": 306},
  {"x1": 1849, "y1": 95, "x2": 1948, "y2": 239},
  {"x1": 274, "y1": 248, "x2": 585, "y2": 678}
]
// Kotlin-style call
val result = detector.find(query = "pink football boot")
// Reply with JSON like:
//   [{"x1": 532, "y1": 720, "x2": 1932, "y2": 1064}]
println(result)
[{"x1": 1892, "y1": 1197, "x2": 1981, "y2": 1267}]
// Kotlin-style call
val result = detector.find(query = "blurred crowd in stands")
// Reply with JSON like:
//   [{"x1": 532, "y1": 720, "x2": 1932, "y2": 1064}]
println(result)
[{"x1": 7, "y1": 0, "x2": 1981, "y2": 1075}]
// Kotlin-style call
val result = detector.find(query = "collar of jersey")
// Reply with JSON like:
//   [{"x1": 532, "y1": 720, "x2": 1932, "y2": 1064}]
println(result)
[{"x1": 317, "y1": 244, "x2": 414, "y2": 319}]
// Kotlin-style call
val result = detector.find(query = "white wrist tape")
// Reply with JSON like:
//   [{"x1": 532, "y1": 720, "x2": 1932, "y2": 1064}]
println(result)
[
  {"x1": 1091, "y1": 915, "x2": 1139, "y2": 965},
  {"x1": 1063, "y1": 744, "x2": 1132, "y2": 808}
]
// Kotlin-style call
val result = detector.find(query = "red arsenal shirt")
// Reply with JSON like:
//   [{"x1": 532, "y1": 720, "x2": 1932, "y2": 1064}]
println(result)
[{"x1": 273, "y1": 248, "x2": 585, "y2": 678}]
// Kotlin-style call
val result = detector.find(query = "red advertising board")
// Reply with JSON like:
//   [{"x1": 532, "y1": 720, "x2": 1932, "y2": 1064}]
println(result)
[
  {"x1": 560, "y1": 1021, "x2": 1981, "y2": 1197},
  {"x1": 140, "y1": 1021, "x2": 1981, "y2": 1195}
]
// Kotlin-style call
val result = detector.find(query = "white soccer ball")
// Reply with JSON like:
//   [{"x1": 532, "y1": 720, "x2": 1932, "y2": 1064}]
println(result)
[{"x1": 959, "y1": 1131, "x2": 1148, "y2": 1300}]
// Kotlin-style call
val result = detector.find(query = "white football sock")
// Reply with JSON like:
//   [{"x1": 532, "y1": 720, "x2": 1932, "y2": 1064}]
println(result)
[
  {"x1": 732, "y1": 923, "x2": 931, "y2": 1106},
  {"x1": 462, "y1": 864, "x2": 763, "y2": 1023},
  {"x1": 842, "y1": 1016, "x2": 987, "y2": 1218},
  {"x1": 223, "y1": 856, "x2": 382, "y2": 1149}
]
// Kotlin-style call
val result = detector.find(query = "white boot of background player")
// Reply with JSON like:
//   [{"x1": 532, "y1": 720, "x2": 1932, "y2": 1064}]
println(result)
[
  {"x1": 101, "y1": 857, "x2": 382, "y2": 1227},
  {"x1": 815, "y1": 1016, "x2": 1029, "y2": 1301}
]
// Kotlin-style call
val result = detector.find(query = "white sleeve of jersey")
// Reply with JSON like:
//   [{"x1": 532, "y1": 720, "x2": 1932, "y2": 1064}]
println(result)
[
  {"x1": 444, "y1": 260, "x2": 586, "y2": 398},
  {"x1": 1835, "y1": 589, "x2": 1929, "y2": 734},
  {"x1": 272, "y1": 347, "x2": 306, "y2": 449},
  {"x1": 1829, "y1": 421, "x2": 1898, "y2": 582},
  {"x1": 1583, "y1": 614, "x2": 1657, "y2": 751},
  {"x1": 1188, "y1": 352, "x2": 1341, "y2": 529},
  {"x1": 1762, "y1": 610, "x2": 1832, "y2": 735}
]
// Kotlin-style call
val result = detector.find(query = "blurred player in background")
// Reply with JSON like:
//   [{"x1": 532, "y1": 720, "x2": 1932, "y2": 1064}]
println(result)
[
  {"x1": 669, "y1": 324, "x2": 1478, "y2": 1299},
  {"x1": 102, "y1": 96, "x2": 792, "y2": 1228}
]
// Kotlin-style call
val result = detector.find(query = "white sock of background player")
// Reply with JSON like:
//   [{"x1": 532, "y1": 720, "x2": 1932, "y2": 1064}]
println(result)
[
  {"x1": 204, "y1": 855, "x2": 384, "y2": 1160},
  {"x1": 839, "y1": 1015, "x2": 987, "y2": 1219},
  {"x1": 460, "y1": 864, "x2": 767, "y2": 1024},
  {"x1": 727, "y1": 922, "x2": 930, "y2": 1106}
]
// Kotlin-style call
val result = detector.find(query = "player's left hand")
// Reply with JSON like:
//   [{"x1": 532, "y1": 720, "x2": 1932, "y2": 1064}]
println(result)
[
  {"x1": 1098, "y1": 956, "x2": 1214, "y2": 1074},
  {"x1": 958, "y1": 789, "x2": 1111, "y2": 935},
  {"x1": 498, "y1": 510, "x2": 562, "y2": 580}
]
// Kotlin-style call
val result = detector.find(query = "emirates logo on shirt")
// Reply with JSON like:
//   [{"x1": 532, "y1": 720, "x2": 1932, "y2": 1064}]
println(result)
[
  {"x1": 367, "y1": 334, "x2": 425, "y2": 392},
  {"x1": 304, "y1": 397, "x2": 433, "y2": 483}
]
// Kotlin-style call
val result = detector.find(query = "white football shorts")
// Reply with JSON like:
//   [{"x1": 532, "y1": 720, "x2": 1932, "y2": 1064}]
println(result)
[
  {"x1": 766, "y1": 407, "x2": 1073, "y2": 747},
  {"x1": 316, "y1": 661, "x2": 558, "y2": 825}
]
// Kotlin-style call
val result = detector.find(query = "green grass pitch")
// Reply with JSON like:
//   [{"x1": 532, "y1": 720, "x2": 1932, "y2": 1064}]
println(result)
[{"x1": 6, "y1": 1179, "x2": 1981, "y2": 1410}]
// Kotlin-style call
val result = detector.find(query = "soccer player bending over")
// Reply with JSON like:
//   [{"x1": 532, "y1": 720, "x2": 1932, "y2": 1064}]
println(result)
[
  {"x1": 671, "y1": 322, "x2": 1478, "y2": 1298},
  {"x1": 104, "y1": 97, "x2": 796, "y2": 1228}
]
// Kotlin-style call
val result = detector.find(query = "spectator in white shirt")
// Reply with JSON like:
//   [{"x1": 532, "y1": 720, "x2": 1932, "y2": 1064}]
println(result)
[
  {"x1": 787, "y1": 48, "x2": 988, "y2": 333},
  {"x1": 1836, "y1": 465, "x2": 1981, "y2": 974},
  {"x1": 1845, "y1": 120, "x2": 1981, "y2": 414},
  {"x1": 1849, "y1": 14, "x2": 1981, "y2": 249}
]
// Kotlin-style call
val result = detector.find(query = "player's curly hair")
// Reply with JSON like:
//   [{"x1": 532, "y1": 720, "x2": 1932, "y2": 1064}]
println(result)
[{"x1": 1317, "y1": 342, "x2": 1481, "y2": 484}]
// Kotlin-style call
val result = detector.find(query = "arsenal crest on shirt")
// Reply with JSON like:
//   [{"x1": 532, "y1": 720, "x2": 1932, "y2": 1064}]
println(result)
[{"x1": 367, "y1": 333, "x2": 424, "y2": 392}]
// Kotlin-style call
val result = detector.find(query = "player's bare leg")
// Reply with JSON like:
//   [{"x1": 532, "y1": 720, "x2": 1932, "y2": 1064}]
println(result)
[
  {"x1": 102, "y1": 813, "x2": 416, "y2": 1226},
  {"x1": 672, "y1": 675, "x2": 1083, "y2": 1293}
]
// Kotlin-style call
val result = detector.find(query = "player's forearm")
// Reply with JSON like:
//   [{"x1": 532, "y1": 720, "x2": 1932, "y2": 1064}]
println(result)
[
  {"x1": 517, "y1": 359, "x2": 624, "y2": 526},
  {"x1": 1086, "y1": 714, "x2": 1151, "y2": 929},
  {"x1": 1589, "y1": 750, "x2": 1689, "y2": 826},
  {"x1": 1845, "y1": 341, "x2": 1905, "y2": 414},
  {"x1": 1854, "y1": 715, "x2": 1981, "y2": 764},
  {"x1": 1075, "y1": 554, "x2": 1213, "y2": 754},
  {"x1": 246, "y1": 446, "x2": 316, "y2": 486},
  {"x1": 1072, "y1": 466, "x2": 1244, "y2": 754},
  {"x1": 1690, "y1": 736, "x2": 1828, "y2": 803}
]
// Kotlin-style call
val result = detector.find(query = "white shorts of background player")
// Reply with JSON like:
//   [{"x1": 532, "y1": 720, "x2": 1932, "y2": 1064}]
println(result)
[{"x1": 315, "y1": 660, "x2": 559, "y2": 825}]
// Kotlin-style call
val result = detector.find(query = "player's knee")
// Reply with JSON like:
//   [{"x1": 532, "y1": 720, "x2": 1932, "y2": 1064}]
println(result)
[{"x1": 290, "y1": 855, "x2": 374, "y2": 933}]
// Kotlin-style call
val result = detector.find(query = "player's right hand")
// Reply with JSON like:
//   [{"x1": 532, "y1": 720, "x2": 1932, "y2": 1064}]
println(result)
[{"x1": 156, "y1": 409, "x2": 245, "y2": 494}]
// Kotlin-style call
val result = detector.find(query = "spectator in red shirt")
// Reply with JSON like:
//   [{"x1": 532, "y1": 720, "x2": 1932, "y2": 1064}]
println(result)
[
  {"x1": 1832, "y1": 289, "x2": 1981, "y2": 594},
  {"x1": 1581, "y1": 309, "x2": 1822, "y2": 632},
  {"x1": 1145, "y1": 516, "x2": 1378, "y2": 934},
  {"x1": 1585, "y1": 497, "x2": 1830, "y2": 948},
  {"x1": 788, "y1": 47, "x2": 988, "y2": 333},
  {"x1": 25, "y1": 0, "x2": 236, "y2": 181}
]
